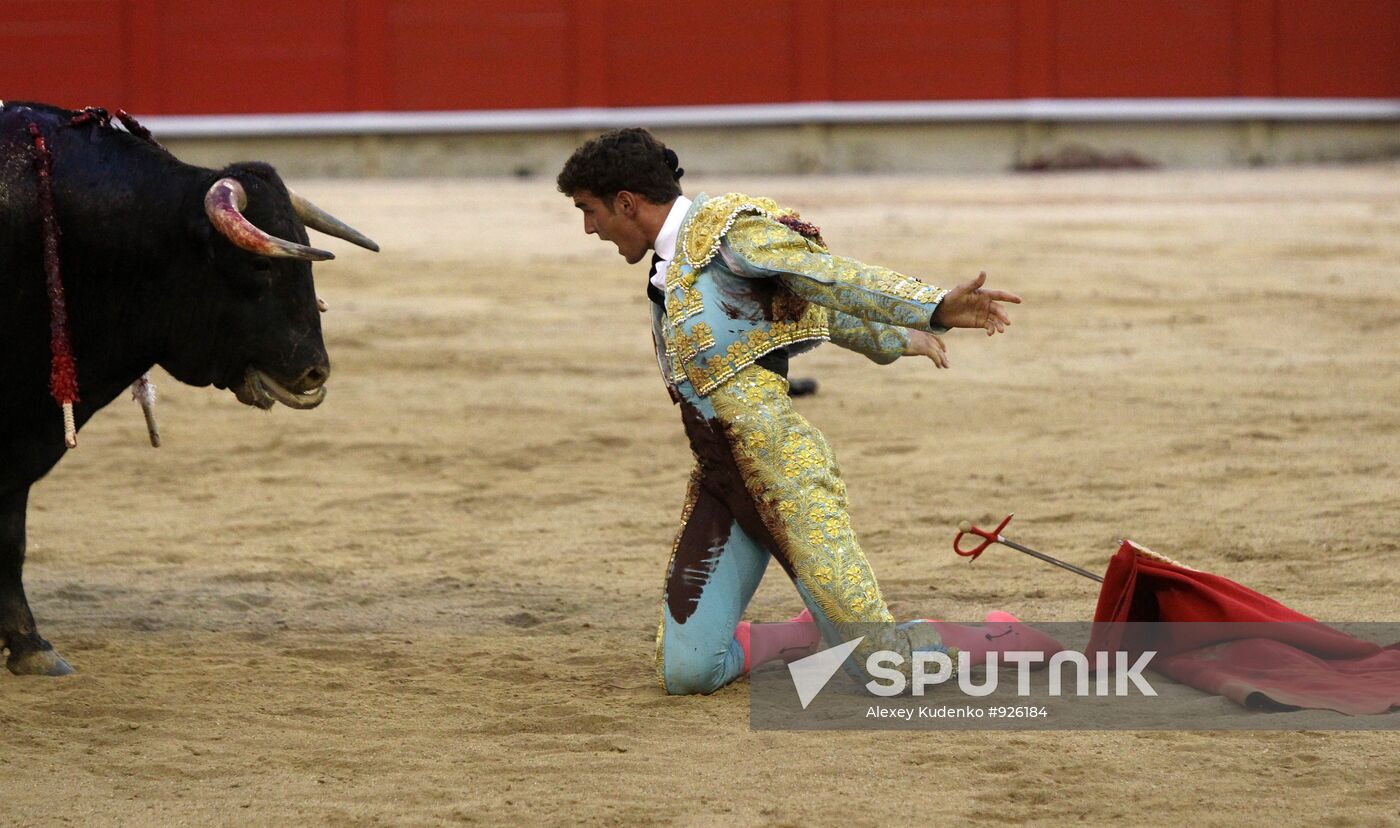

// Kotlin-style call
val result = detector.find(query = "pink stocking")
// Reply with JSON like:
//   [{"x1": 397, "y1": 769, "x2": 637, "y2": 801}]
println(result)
[
  {"x1": 737, "y1": 609, "x2": 821, "y2": 673},
  {"x1": 925, "y1": 612, "x2": 1065, "y2": 668}
]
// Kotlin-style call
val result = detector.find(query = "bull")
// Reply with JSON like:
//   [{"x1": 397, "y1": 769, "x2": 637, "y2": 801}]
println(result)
[{"x1": 0, "y1": 101, "x2": 378, "y2": 675}]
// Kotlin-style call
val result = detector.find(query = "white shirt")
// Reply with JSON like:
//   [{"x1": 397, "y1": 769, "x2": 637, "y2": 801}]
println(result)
[{"x1": 649, "y1": 195, "x2": 692, "y2": 292}]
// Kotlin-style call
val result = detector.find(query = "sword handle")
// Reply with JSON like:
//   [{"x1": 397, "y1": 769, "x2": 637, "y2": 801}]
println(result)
[{"x1": 953, "y1": 513, "x2": 1015, "y2": 559}]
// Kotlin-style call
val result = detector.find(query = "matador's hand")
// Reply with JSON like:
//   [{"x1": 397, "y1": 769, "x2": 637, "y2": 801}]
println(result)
[
  {"x1": 932, "y1": 271, "x2": 1022, "y2": 336},
  {"x1": 903, "y1": 329, "x2": 949, "y2": 368}
]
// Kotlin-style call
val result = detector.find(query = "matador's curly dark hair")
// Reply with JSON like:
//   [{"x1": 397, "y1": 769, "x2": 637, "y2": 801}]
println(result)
[{"x1": 557, "y1": 128, "x2": 683, "y2": 204}]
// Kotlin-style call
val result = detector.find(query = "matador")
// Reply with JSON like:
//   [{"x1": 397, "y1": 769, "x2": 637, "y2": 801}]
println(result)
[{"x1": 559, "y1": 129, "x2": 1031, "y2": 695}]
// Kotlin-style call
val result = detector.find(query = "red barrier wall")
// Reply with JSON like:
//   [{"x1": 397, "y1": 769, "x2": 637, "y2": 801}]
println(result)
[{"x1": 2, "y1": 0, "x2": 1397, "y2": 115}]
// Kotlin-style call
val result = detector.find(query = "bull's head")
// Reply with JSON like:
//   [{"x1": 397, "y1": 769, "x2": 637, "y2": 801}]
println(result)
[{"x1": 188, "y1": 163, "x2": 377, "y2": 411}]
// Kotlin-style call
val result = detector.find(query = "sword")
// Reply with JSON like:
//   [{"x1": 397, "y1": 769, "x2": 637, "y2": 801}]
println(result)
[{"x1": 954, "y1": 514, "x2": 1103, "y2": 583}]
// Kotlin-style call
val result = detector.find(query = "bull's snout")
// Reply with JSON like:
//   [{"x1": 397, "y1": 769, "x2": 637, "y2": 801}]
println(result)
[
  {"x1": 295, "y1": 363, "x2": 330, "y2": 392},
  {"x1": 235, "y1": 357, "x2": 330, "y2": 411}
]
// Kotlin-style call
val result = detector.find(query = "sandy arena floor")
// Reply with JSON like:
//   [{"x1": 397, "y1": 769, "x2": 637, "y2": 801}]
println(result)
[{"x1": 3, "y1": 166, "x2": 1399, "y2": 825}]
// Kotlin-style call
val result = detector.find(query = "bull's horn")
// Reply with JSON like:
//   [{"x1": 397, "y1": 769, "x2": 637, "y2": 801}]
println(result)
[
  {"x1": 288, "y1": 190, "x2": 380, "y2": 252},
  {"x1": 204, "y1": 178, "x2": 335, "y2": 261}
]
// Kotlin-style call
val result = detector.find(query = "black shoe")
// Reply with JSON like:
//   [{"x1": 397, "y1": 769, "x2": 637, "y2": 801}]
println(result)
[{"x1": 788, "y1": 378, "x2": 819, "y2": 397}]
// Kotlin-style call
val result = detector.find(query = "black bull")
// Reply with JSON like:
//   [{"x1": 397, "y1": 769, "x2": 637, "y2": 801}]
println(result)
[{"x1": 0, "y1": 101, "x2": 377, "y2": 675}]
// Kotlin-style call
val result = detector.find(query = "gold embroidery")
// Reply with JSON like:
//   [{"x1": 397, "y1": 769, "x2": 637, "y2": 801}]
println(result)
[
  {"x1": 708, "y1": 366, "x2": 952, "y2": 676},
  {"x1": 680, "y1": 193, "x2": 785, "y2": 269},
  {"x1": 666, "y1": 193, "x2": 942, "y2": 395},
  {"x1": 665, "y1": 321, "x2": 714, "y2": 364},
  {"x1": 665, "y1": 282, "x2": 704, "y2": 326},
  {"x1": 722, "y1": 212, "x2": 948, "y2": 331},
  {"x1": 686, "y1": 313, "x2": 830, "y2": 396},
  {"x1": 826, "y1": 309, "x2": 909, "y2": 365},
  {"x1": 654, "y1": 610, "x2": 667, "y2": 691},
  {"x1": 870, "y1": 273, "x2": 945, "y2": 304}
]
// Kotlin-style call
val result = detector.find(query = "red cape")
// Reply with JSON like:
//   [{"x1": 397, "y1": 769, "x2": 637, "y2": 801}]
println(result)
[{"x1": 1086, "y1": 541, "x2": 1400, "y2": 715}]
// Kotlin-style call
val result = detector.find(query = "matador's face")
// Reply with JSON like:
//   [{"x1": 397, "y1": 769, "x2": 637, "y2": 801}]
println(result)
[{"x1": 573, "y1": 190, "x2": 649, "y2": 265}]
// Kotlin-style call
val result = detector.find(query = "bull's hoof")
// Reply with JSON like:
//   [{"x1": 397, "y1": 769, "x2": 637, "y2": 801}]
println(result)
[{"x1": 7, "y1": 648, "x2": 76, "y2": 676}]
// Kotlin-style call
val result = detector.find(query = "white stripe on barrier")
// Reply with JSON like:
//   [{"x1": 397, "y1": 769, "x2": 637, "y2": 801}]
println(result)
[{"x1": 140, "y1": 98, "x2": 1400, "y2": 138}]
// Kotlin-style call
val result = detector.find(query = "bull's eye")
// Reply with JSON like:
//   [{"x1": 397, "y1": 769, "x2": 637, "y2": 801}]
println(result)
[{"x1": 252, "y1": 258, "x2": 272, "y2": 272}]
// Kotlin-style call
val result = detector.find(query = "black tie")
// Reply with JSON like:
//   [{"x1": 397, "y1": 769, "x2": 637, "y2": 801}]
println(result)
[{"x1": 646, "y1": 252, "x2": 665, "y2": 306}]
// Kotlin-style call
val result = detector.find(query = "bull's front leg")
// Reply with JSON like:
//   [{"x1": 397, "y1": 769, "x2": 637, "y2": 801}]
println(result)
[{"x1": 0, "y1": 487, "x2": 74, "y2": 676}]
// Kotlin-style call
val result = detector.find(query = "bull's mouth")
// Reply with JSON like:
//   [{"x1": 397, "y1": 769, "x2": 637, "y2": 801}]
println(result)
[{"x1": 233, "y1": 368, "x2": 326, "y2": 410}]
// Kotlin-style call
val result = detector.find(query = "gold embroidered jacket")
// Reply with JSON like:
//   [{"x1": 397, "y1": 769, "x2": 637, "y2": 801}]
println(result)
[{"x1": 655, "y1": 192, "x2": 948, "y2": 397}]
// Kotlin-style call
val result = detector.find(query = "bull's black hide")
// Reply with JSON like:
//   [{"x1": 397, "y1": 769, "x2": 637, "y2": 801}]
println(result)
[{"x1": 0, "y1": 101, "x2": 375, "y2": 674}]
